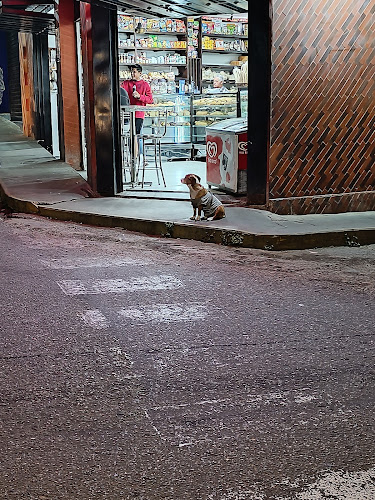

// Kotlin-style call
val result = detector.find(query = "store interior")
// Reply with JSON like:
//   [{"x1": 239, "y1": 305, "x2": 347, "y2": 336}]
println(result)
[{"x1": 117, "y1": 12, "x2": 248, "y2": 198}]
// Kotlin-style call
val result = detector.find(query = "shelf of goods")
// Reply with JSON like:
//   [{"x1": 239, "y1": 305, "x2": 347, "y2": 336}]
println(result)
[
  {"x1": 117, "y1": 14, "x2": 248, "y2": 107},
  {"x1": 192, "y1": 94, "x2": 238, "y2": 142},
  {"x1": 199, "y1": 16, "x2": 248, "y2": 92},
  {"x1": 118, "y1": 14, "x2": 188, "y2": 86},
  {"x1": 187, "y1": 17, "x2": 200, "y2": 59}
]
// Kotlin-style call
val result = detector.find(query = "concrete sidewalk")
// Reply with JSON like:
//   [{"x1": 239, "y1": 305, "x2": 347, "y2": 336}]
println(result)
[{"x1": 1, "y1": 115, "x2": 375, "y2": 250}]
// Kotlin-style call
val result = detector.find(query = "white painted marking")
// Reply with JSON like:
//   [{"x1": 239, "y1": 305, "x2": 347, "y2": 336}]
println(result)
[
  {"x1": 150, "y1": 391, "x2": 318, "y2": 412},
  {"x1": 79, "y1": 310, "x2": 109, "y2": 329},
  {"x1": 178, "y1": 441, "x2": 194, "y2": 448},
  {"x1": 151, "y1": 398, "x2": 229, "y2": 411},
  {"x1": 57, "y1": 275, "x2": 183, "y2": 296},
  {"x1": 294, "y1": 394, "x2": 316, "y2": 404},
  {"x1": 296, "y1": 466, "x2": 375, "y2": 499},
  {"x1": 208, "y1": 489, "x2": 265, "y2": 500},
  {"x1": 118, "y1": 303, "x2": 207, "y2": 323},
  {"x1": 41, "y1": 256, "x2": 150, "y2": 269}
]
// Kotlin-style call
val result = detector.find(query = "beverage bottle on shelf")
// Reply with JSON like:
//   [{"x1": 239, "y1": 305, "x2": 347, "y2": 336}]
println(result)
[
  {"x1": 159, "y1": 79, "x2": 167, "y2": 94},
  {"x1": 167, "y1": 80, "x2": 175, "y2": 94}
]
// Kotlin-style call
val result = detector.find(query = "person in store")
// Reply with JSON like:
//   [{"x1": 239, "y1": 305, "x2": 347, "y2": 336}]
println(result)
[
  {"x1": 207, "y1": 74, "x2": 230, "y2": 93},
  {"x1": 121, "y1": 64, "x2": 153, "y2": 136},
  {"x1": 121, "y1": 64, "x2": 153, "y2": 163}
]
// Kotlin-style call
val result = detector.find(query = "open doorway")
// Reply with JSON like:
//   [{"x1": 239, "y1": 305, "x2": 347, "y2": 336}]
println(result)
[{"x1": 117, "y1": 12, "x2": 248, "y2": 200}]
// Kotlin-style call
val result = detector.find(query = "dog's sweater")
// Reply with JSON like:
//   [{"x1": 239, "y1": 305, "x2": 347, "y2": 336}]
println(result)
[{"x1": 192, "y1": 191, "x2": 222, "y2": 218}]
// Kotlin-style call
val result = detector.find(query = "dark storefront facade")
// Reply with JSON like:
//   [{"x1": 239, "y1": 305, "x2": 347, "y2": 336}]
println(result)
[{"x1": 0, "y1": 0, "x2": 375, "y2": 214}]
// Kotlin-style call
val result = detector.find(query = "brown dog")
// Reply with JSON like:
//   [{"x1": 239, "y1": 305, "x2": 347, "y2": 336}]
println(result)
[{"x1": 181, "y1": 174, "x2": 225, "y2": 221}]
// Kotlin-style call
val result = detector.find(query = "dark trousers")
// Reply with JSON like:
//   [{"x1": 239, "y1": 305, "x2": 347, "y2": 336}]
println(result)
[
  {"x1": 135, "y1": 118, "x2": 144, "y2": 154},
  {"x1": 135, "y1": 117, "x2": 143, "y2": 134}
]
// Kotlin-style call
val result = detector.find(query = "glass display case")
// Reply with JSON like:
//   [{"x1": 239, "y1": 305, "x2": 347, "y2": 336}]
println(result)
[
  {"x1": 191, "y1": 93, "x2": 238, "y2": 144},
  {"x1": 144, "y1": 94, "x2": 191, "y2": 158},
  {"x1": 239, "y1": 88, "x2": 248, "y2": 118}
]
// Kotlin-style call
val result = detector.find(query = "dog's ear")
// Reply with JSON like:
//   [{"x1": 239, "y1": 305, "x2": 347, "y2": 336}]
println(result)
[
  {"x1": 195, "y1": 175, "x2": 201, "y2": 183},
  {"x1": 189, "y1": 175, "x2": 196, "y2": 186}
]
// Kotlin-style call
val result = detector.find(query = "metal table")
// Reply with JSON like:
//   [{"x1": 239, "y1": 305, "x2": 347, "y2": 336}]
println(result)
[{"x1": 121, "y1": 105, "x2": 168, "y2": 186}]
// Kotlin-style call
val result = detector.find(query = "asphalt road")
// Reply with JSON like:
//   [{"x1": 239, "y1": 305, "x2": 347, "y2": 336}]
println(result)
[{"x1": 0, "y1": 212, "x2": 374, "y2": 500}]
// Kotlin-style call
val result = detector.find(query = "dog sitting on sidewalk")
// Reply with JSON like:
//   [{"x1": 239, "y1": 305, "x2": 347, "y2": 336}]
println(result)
[{"x1": 181, "y1": 174, "x2": 226, "y2": 221}]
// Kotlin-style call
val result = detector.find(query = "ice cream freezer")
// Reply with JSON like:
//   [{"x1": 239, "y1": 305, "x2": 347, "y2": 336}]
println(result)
[{"x1": 206, "y1": 118, "x2": 248, "y2": 194}]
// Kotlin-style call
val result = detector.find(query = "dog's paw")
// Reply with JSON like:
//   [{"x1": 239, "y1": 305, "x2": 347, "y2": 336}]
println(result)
[
  {"x1": 190, "y1": 216, "x2": 196, "y2": 220},
  {"x1": 196, "y1": 216, "x2": 201, "y2": 221}
]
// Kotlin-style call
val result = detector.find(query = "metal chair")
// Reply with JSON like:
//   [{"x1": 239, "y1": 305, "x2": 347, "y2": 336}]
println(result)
[
  {"x1": 120, "y1": 108, "x2": 132, "y2": 183},
  {"x1": 138, "y1": 110, "x2": 167, "y2": 188}
]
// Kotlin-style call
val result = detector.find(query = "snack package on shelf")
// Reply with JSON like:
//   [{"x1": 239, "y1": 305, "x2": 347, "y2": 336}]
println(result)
[
  {"x1": 118, "y1": 15, "x2": 134, "y2": 31},
  {"x1": 233, "y1": 61, "x2": 248, "y2": 85}
]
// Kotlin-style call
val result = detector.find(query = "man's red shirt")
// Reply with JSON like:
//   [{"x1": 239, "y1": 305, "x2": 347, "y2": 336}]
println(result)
[{"x1": 120, "y1": 79, "x2": 153, "y2": 119}]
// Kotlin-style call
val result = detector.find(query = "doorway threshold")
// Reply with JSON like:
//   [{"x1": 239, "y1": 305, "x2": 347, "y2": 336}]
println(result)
[
  {"x1": 117, "y1": 189, "x2": 190, "y2": 201},
  {"x1": 117, "y1": 187, "x2": 247, "y2": 206}
]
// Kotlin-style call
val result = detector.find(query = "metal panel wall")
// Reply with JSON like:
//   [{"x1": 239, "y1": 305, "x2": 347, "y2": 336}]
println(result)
[
  {"x1": 6, "y1": 32, "x2": 22, "y2": 122},
  {"x1": 269, "y1": 0, "x2": 375, "y2": 213}
]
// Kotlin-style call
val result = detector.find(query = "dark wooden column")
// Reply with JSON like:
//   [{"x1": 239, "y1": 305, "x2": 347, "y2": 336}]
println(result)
[
  {"x1": 247, "y1": 1, "x2": 272, "y2": 205},
  {"x1": 82, "y1": 2, "x2": 121, "y2": 196}
]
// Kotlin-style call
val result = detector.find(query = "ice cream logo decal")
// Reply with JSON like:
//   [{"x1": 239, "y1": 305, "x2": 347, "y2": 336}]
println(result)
[
  {"x1": 206, "y1": 141, "x2": 218, "y2": 159},
  {"x1": 238, "y1": 141, "x2": 248, "y2": 154}
]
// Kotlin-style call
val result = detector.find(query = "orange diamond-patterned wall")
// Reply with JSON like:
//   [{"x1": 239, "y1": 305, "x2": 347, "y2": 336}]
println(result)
[{"x1": 269, "y1": 0, "x2": 375, "y2": 204}]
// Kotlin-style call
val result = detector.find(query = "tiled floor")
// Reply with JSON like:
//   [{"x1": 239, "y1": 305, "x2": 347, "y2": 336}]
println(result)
[{"x1": 122, "y1": 159, "x2": 207, "y2": 194}]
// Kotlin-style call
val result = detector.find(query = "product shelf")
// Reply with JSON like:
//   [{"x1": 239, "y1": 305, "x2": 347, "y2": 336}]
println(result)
[
  {"x1": 119, "y1": 30, "x2": 187, "y2": 36},
  {"x1": 202, "y1": 33, "x2": 248, "y2": 39},
  {"x1": 119, "y1": 47, "x2": 187, "y2": 51},
  {"x1": 119, "y1": 63, "x2": 187, "y2": 67},
  {"x1": 201, "y1": 63, "x2": 234, "y2": 67},
  {"x1": 202, "y1": 49, "x2": 248, "y2": 54}
]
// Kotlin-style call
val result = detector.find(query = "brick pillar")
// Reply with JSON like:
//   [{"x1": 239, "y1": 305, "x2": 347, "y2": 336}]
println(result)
[{"x1": 55, "y1": 0, "x2": 82, "y2": 170}]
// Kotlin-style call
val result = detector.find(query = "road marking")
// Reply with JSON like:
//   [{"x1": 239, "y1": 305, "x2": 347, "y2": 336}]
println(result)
[
  {"x1": 41, "y1": 256, "x2": 150, "y2": 269},
  {"x1": 296, "y1": 466, "x2": 375, "y2": 499},
  {"x1": 79, "y1": 310, "x2": 109, "y2": 329},
  {"x1": 57, "y1": 275, "x2": 183, "y2": 296},
  {"x1": 118, "y1": 303, "x2": 207, "y2": 323},
  {"x1": 145, "y1": 390, "x2": 321, "y2": 447}
]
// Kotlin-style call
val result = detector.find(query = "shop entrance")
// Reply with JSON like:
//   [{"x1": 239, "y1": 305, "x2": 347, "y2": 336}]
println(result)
[{"x1": 116, "y1": 12, "x2": 248, "y2": 199}]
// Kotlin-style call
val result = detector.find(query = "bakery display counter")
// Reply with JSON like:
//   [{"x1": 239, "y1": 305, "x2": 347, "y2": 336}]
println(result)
[{"x1": 192, "y1": 94, "x2": 238, "y2": 143}]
